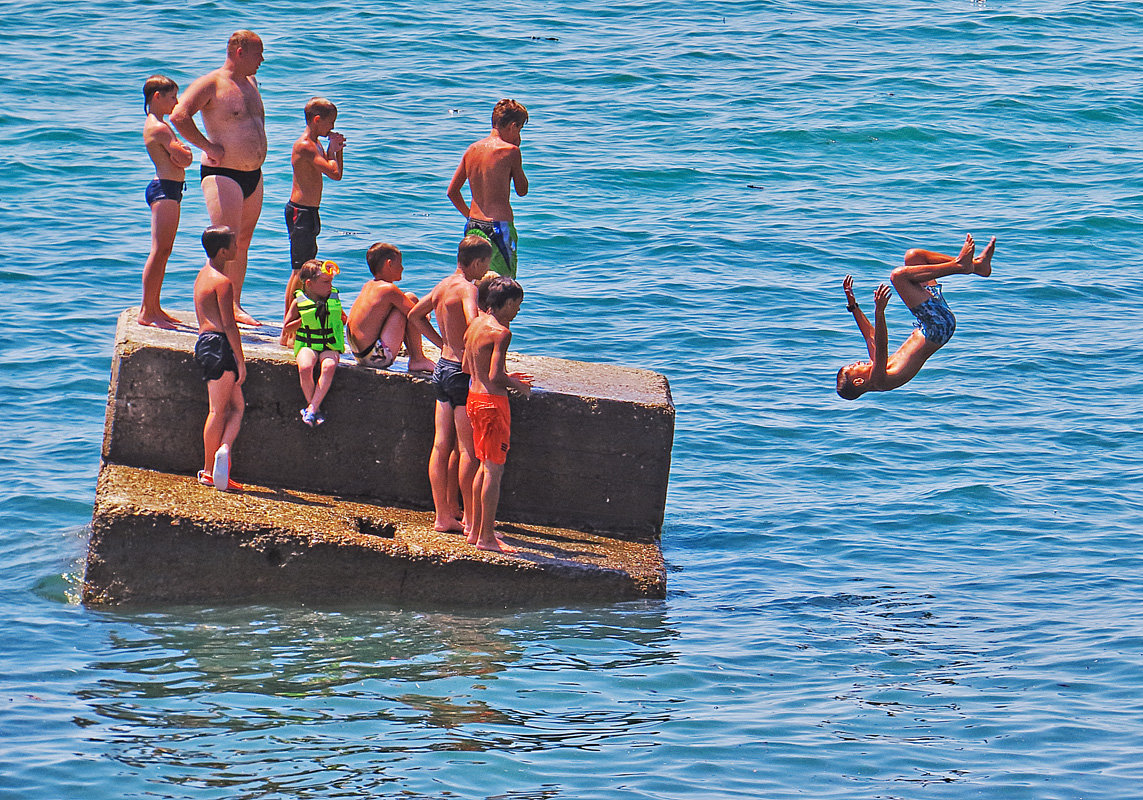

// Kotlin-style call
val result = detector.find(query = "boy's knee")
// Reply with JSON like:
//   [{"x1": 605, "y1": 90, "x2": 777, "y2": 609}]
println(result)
[
  {"x1": 903, "y1": 248, "x2": 926, "y2": 265},
  {"x1": 889, "y1": 265, "x2": 910, "y2": 287}
]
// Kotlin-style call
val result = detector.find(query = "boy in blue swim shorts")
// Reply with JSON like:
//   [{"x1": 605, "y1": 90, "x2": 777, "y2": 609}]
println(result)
[
  {"x1": 447, "y1": 99, "x2": 529, "y2": 279},
  {"x1": 140, "y1": 75, "x2": 194, "y2": 329},
  {"x1": 837, "y1": 233, "x2": 995, "y2": 399}
]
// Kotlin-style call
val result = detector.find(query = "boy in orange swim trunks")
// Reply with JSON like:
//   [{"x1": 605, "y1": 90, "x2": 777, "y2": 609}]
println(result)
[{"x1": 462, "y1": 276, "x2": 532, "y2": 553}]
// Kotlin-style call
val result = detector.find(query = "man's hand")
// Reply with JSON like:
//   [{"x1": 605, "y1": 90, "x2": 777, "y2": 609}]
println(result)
[{"x1": 202, "y1": 141, "x2": 226, "y2": 166}]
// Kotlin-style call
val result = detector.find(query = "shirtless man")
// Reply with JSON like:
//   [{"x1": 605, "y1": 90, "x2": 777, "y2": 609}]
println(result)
[
  {"x1": 836, "y1": 234, "x2": 995, "y2": 399},
  {"x1": 345, "y1": 242, "x2": 439, "y2": 373},
  {"x1": 446, "y1": 99, "x2": 529, "y2": 279},
  {"x1": 172, "y1": 30, "x2": 268, "y2": 326},
  {"x1": 193, "y1": 226, "x2": 246, "y2": 492},
  {"x1": 407, "y1": 236, "x2": 493, "y2": 532},
  {"x1": 462, "y1": 276, "x2": 532, "y2": 553}
]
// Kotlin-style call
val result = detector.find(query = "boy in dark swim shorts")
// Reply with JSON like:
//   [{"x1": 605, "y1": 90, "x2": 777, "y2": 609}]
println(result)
[
  {"x1": 407, "y1": 236, "x2": 492, "y2": 533},
  {"x1": 462, "y1": 276, "x2": 533, "y2": 553},
  {"x1": 193, "y1": 226, "x2": 246, "y2": 491},
  {"x1": 140, "y1": 74, "x2": 194, "y2": 329},
  {"x1": 447, "y1": 99, "x2": 529, "y2": 279},
  {"x1": 283, "y1": 97, "x2": 345, "y2": 321},
  {"x1": 837, "y1": 233, "x2": 995, "y2": 399}
]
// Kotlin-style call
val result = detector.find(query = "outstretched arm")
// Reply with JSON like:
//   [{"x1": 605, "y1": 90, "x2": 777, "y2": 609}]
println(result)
[
  {"x1": 870, "y1": 284, "x2": 892, "y2": 389},
  {"x1": 843, "y1": 275, "x2": 875, "y2": 359}
]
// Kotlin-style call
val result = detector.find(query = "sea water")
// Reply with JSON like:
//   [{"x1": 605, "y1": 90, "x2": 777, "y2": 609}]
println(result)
[{"x1": 3, "y1": 1, "x2": 1143, "y2": 797}]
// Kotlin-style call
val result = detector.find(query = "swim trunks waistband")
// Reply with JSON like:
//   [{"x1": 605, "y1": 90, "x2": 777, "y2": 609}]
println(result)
[{"x1": 200, "y1": 165, "x2": 263, "y2": 199}]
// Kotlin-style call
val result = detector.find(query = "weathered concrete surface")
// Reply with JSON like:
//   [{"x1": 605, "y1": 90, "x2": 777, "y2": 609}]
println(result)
[
  {"x1": 86, "y1": 464, "x2": 666, "y2": 606},
  {"x1": 104, "y1": 309, "x2": 673, "y2": 539}
]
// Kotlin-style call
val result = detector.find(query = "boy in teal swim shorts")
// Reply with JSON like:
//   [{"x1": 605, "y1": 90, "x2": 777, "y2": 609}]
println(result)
[
  {"x1": 447, "y1": 99, "x2": 529, "y2": 278},
  {"x1": 837, "y1": 233, "x2": 995, "y2": 399}
]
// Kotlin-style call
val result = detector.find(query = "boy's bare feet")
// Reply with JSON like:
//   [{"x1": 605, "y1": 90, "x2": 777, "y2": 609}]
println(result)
[
  {"x1": 434, "y1": 516, "x2": 465, "y2": 533},
  {"x1": 138, "y1": 309, "x2": 179, "y2": 329},
  {"x1": 956, "y1": 233, "x2": 975, "y2": 272},
  {"x1": 974, "y1": 236, "x2": 996, "y2": 277},
  {"x1": 235, "y1": 305, "x2": 261, "y2": 326},
  {"x1": 408, "y1": 356, "x2": 436, "y2": 373},
  {"x1": 476, "y1": 537, "x2": 517, "y2": 554}
]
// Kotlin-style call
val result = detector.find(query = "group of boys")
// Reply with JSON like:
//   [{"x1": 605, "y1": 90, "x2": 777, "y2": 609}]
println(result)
[{"x1": 151, "y1": 31, "x2": 534, "y2": 553}]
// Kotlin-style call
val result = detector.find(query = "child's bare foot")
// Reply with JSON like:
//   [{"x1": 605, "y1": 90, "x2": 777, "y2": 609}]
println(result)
[
  {"x1": 434, "y1": 516, "x2": 464, "y2": 533},
  {"x1": 234, "y1": 305, "x2": 261, "y2": 326},
  {"x1": 475, "y1": 537, "x2": 517, "y2": 554},
  {"x1": 138, "y1": 309, "x2": 178, "y2": 329},
  {"x1": 974, "y1": 236, "x2": 996, "y2": 277},
  {"x1": 956, "y1": 233, "x2": 975, "y2": 272},
  {"x1": 407, "y1": 357, "x2": 436, "y2": 373}
]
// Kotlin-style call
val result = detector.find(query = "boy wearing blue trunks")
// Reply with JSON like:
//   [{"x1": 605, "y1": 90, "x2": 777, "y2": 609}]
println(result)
[
  {"x1": 140, "y1": 75, "x2": 194, "y2": 330},
  {"x1": 407, "y1": 236, "x2": 492, "y2": 533},
  {"x1": 282, "y1": 259, "x2": 346, "y2": 427},
  {"x1": 837, "y1": 233, "x2": 995, "y2": 399},
  {"x1": 283, "y1": 97, "x2": 345, "y2": 322},
  {"x1": 447, "y1": 99, "x2": 529, "y2": 279},
  {"x1": 193, "y1": 226, "x2": 245, "y2": 492}
]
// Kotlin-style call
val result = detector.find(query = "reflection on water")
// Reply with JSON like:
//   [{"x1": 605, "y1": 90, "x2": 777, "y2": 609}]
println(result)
[{"x1": 74, "y1": 604, "x2": 677, "y2": 797}]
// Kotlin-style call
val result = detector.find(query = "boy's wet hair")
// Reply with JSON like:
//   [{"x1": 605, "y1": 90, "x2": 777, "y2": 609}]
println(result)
[
  {"x1": 492, "y1": 98, "x2": 528, "y2": 129},
  {"x1": 481, "y1": 276, "x2": 524, "y2": 312},
  {"x1": 836, "y1": 366, "x2": 863, "y2": 400},
  {"x1": 202, "y1": 226, "x2": 235, "y2": 258},
  {"x1": 304, "y1": 96, "x2": 337, "y2": 122},
  {"x1": 298, "y1": 259, "x2": 325, "y2": 284},
  {"x1": 458, "y1": 235, "x2": 493, "y2": 267},
  {"x1": 366, "y1": 242, "x2": 401, "y2": 278},
  {"x1": 143, "y1": 74, "x2": 178, "y2": 112}
]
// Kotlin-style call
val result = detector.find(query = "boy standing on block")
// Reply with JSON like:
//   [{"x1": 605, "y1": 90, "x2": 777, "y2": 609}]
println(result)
[
  {"x1": 346, "y1": 242, "x2": 439, "y2": 373},
  {"x1": 407, "y1": 236, "x2": 493, "y2": 533},
  {"x1": 837, "y1": 233, "x2": 995, "y2": 399},
  {"x1": 140, "y1": 74, "x2": 194, "y2": 329},
  {"x1": 446, "y1": 99, "x2": 529, "y2": 278},
  {"x1": 282, "y1": 260, "x2": 346, "y2": 427},
  {"x1": 284, "y1": 97, "x2": 345, "y2": 319},
  {"x1": 193, "y1": 225, "x2": 245, "y2": 491},
  {"x1": 462, "y1": 276, "x2": 532, "y2": 552}
]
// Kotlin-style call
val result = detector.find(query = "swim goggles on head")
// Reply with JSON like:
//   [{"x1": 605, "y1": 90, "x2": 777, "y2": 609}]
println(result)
[{"x1": 319, "y1": 260, "x2": 340, "y2": 277}]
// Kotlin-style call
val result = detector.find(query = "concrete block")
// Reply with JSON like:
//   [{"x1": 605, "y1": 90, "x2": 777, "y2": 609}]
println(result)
[
  {"x1": 104, "y1": 310, "x2": 674, "y2": 539},
  {"x1": 84, "y1": 465, "x2": 666, "y2": 606}
]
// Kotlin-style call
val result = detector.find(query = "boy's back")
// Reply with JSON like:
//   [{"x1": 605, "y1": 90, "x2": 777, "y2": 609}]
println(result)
[
  {"x1": 430, "y1": 274, "x2": 479, "y2": 362},
  {"x1": 194, "y1": 261, "x2": 232, "y2": 334},
  {"x1": 457, "y1": 135, "x2": 522, "y2": 222}
]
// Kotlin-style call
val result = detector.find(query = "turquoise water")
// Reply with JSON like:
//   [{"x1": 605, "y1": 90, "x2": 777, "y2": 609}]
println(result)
[{"x1": 4, "y1": 0, "x2": 1143, "y2": 797}]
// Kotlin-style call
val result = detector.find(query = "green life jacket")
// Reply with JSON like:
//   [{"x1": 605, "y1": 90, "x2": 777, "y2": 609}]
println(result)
[{"x1": 293, "y1": 288, "x2": 345, "y2": 354}]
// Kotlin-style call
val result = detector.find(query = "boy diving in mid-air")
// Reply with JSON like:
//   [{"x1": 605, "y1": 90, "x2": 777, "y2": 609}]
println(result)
[{"x1": 837, "y1": 233, "x2": 995, "y2": 399}]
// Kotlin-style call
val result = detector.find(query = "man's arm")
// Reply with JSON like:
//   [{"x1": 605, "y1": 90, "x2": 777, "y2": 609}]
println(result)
[
  {"x1": 870, "y1": 284, "x2": 891, "y2": 389},
  {"x1": 446, "y1": 155, "x2": 471, "y2": 217},
  {"x1": 843, "y1": 275, "x2": 875, "y2": 359},
  {"x1": 170, "y1": 75, "x2": 225, "y2": 163},
  {"x1": 510, "y1": 147, "x2": 528, "y2": 197}
]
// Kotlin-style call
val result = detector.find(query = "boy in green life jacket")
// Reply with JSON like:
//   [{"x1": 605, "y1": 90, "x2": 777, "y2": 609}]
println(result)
[{"x1": 282, "y1": 259, "x2": 346, "y2": 426}]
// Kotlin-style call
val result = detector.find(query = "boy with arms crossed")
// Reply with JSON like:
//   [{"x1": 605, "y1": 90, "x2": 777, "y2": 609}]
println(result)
[
  {"x1": 346, "y1": 242, "x2": 439, "y2": 373},
  {"x1": 462, "y1": 277, "x2": 532, "y2": 553},
  {"x1": 837, "y1": 233, "x2": 995, "y2": 399},
  {"x1": 284, "y1": 97, "x2": 345, "y2": 319},
  {"x1": 140, "y1": 74, "x2": 194, "y2": 329},
  {"x1": 447, "y1": 99, "x2": 529, "y2": 279},
  {"x1": 193, "y1": 226, "x2": 246, "y2": 491},
  {"x1": 282, "y1": 260, "x2": 346, "y2": 427},
  {"x1": 407, "y1": 236, "x2": 492, "y2": 533}
]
